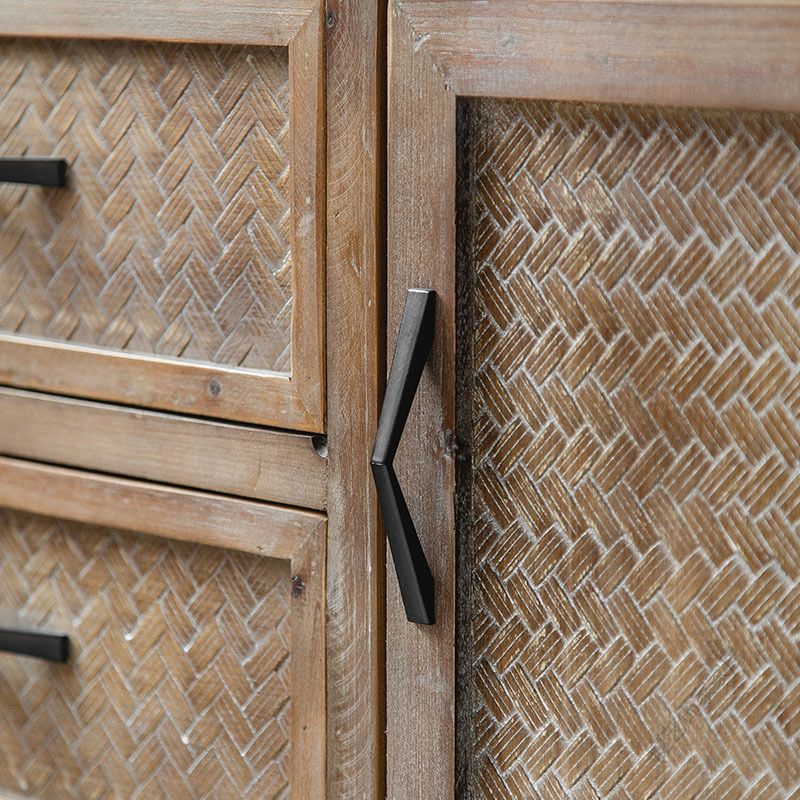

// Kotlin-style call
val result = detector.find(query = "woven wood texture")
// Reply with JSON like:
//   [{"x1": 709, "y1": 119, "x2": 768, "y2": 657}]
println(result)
[
  {"x1": 0, "y1": 510, "x2": 291, "y2": 799},
  {"x1": 0, "y1": 39, "x2": 292, "y2": 371},
  {"x1": 465, "y1": 99, "x2": 800, "y2": 799}
]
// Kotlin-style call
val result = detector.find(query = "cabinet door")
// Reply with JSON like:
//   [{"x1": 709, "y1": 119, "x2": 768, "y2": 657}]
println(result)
[
  {"x1": 0, "y1": 455, "x2": 325, "y2": 799},
  {"x1": 0, "y1": 1, "x2": 324, "y2": 431},
  {"x1": 387, "y1": 4, "x2": 800, "y2": 798}
]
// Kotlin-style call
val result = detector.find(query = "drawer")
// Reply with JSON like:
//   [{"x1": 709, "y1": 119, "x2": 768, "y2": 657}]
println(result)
[
  {"x1": 0, "y1": 3, "x2": 324, "y2": 431},
  {"x1": 0, "y1": 456, "x2": 325, "y2": 800}
]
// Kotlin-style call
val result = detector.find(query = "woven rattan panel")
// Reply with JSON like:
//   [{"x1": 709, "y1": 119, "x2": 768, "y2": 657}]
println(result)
[
  {"x1": 463, "y1": 99, "x2": 800, "y2": 798},
  {"x1": 0, "y1": 510, "x2": 291, "y2": 799},
  {"x1": 0, "y1": 39, "x2": 291, "y2": 371}
]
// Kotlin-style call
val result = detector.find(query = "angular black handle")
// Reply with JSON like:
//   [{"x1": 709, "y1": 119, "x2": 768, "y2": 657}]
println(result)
[
  {"x1": 0, "y1": 157, "x2": 67, "y2": 187},
  {"x1": 371, "y1": 288, "x2": 436, "y2": 625},
  {"x1": 0, "y1": 626, "x2": 70, "y2": 663}
]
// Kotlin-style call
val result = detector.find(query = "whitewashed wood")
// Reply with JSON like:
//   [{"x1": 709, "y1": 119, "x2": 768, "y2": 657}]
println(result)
[
  {"x1": 387, "y1": 8, "x2": 458, "y2": 800},
  {"x1": 0, "y1": 0, "x2": 310, "y2": 45},
  {"x1": 325, "y1": 0, "x2": 387, "y2": 794},
  {"x1": 399, "y1": 0, "x2": 800, "y2": 111}
]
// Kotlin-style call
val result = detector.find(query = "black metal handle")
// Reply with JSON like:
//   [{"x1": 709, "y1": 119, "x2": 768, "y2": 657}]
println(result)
[
  {"x1": 371, "y1": 288, "x2": 436, "y2": 625},
  {"x1": 0, "y1": 157, "x2": 67, "y2": 187},
  {"x1": 0, "y1": 626, "x2": 70, "y2": 663}
]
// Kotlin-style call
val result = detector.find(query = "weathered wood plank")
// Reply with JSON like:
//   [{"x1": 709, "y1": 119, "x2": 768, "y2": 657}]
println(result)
[
  {"x1": 0, "y1": 387, "x2": 327, "y2": 509},
  {"x1": 0, "y1": 0, "x2": 311, "y2": 45},
  {"x1": 325, "y1": 0, "x2": 387, "y2": 794}
]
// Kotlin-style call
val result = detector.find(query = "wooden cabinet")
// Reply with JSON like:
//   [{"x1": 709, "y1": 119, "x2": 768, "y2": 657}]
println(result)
[
  {"x1": 387, "y1": 3, "x2": 800, "y2": 799},
  {"x1": 2, "y1": 1, "x2": 799, "y2": 799}
]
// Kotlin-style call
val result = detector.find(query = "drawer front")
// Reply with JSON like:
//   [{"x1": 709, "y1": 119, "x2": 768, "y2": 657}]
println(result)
[
  {"x1": 0, "y1": 457, "x2": 326, "y2": 800},
  {"x1": 0, "y1": 510, "x2": 291, "y2": 799},
  {"x1": 461, "y1": 100, "x2": 799, "y2": 797},
  {"x1": 0, "y1": 6, "x2": 324, "y2": 431}
]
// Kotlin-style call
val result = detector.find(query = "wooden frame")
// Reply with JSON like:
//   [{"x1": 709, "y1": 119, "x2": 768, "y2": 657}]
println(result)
[
  {"x1": 0, "y1": 0, "x2": 325, "y2": 432},
  {"x1": 0, "y1": 454, "x2": 327, "y2": 800},
  {"x1": 0, "y1": 386, "x2": 327, "y2": 509},
  {"x1": 387, "y1": 1, "x2": 800, "y2": 797},
  {"x1": 323, "y1": 0, "x2": 387, "y2": 797}
]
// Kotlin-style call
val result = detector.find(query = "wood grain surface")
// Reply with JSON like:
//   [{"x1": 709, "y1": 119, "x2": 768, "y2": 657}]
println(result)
[
  {"x1": 0, "y1": 387, "x2": 327, "y2": 509},
  {"x1": 325, "y1": 0, "x2": 387, "y2": 795},
  {"x1": 0, "y1": 6, "x2": 325, "y2": 431},
  {"x1": 396, "y1": 0, "x2": 800, "y2": 111},
  {"x1": 0, "y1": 456, "x2": 322, "y2": 559},
  {"x1": 387, "y1": 8, "x2": 458, "y2": 800},
  {"x1": 0, "y1": 0, "x2": 312, "y2": 47},
  {"x1": 387, "y1": 1, "x2": 800, "y2": 798}
]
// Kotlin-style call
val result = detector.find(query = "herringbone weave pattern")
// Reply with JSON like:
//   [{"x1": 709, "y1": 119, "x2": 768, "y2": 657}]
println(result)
[
  {"x1": 0, "y1": 510, "x2": 291, "y2": 799},
  {"x1": 466, "y1": 100, "x2": 800, "y2": 798},
  {"x1": 0, "y1": 39, "x2": 292, "y2": 371}
]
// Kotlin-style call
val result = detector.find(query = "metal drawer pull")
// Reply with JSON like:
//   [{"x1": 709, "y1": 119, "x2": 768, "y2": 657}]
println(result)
[
  {"x1": 0, "y1": 626, "x2": 70, "y2": 662},
  {"x1": 371, "y1": 288, "x2": 436, "y2": 625},
  {"x1": 0, "y1": 157, "x2": 67, "y2": 187}
]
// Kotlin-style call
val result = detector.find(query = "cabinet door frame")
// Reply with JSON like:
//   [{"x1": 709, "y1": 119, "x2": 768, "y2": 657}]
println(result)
[
  {"x1": 0, "y1": 0, "x2": 325, "y2": 432},
  {"x1": 386, "y1": 2, "x2": 800, "y2": 797},
  {"x1": 0, "y1": 454, "x2": 326, "y2": 800}
]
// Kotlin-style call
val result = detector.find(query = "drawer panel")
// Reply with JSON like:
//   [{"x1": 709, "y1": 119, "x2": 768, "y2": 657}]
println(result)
[
  {"x1": 0, "y1": 39, "x2": 291, "y2": 372},
  {"x1": 0, "y1": 457, "x2": 326, "y2": 800},
  {"x1": 0, "y1": 8, "x2": 324, "y2": 431}
]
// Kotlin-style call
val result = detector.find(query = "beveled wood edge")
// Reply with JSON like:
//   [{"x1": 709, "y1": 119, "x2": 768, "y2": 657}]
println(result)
[
  {"x1": 0, "y1": 0, "x2": 313, "y2": 46},
  {"x1": 0, "y1": 454, "x2": 323, "y2": 558},
  {"x1": 289, "y1": 525, "x2": 327, "y2": 800},
  {"x1": 0, "y1": 3, "x2": 327, "y2": 432},
  {"x1": 388, "y1": 2, "x2": 800, "y2": 799},
  {"x1": 0, "y1": 386, "x2": 327, "y2": 509},
  {"x1": 0, "y1": 335, "x2": 321, "y2": 431},
  {"x1": 396, "y1": 0, "x2": 800, "y2": 111},
  {"x1": 288, "y1": 9, "x2": 327, "y2": 429},
  {"x1": 0, "y1": 453, "x2": 327, "y2": 800}
]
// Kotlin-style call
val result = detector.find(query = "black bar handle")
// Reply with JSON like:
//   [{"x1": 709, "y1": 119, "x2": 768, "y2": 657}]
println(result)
[
  {"x1": 0, "y1": 626, "x2": 70, "y2": 663},
  {"x1": 371, "y1": 288, "x2": 436, "y2": 624},
  {"x1": 0, "y1": 157, "x2": 67, "y2": 187}
]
